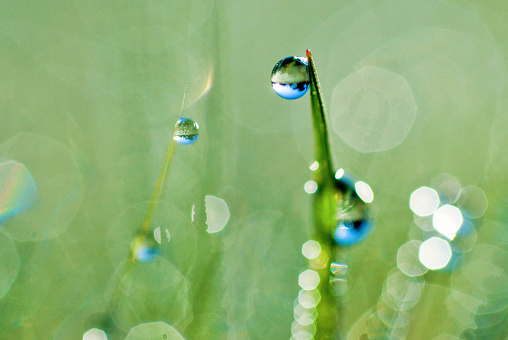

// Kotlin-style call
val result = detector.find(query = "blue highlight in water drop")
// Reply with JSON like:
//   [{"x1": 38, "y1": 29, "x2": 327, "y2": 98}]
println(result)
[
  {"x1": 332, "y1": 174, "x2": 375, "y2": 246},
  {"x1": 271, "y1": 56, "x2": 310, "y2": 100},
  {"x1": 333, "y1": 219, "x2": 374, "y2": 246},
  {"x1": 173, "y1": 117, "x2": 199, "y2": 145}
]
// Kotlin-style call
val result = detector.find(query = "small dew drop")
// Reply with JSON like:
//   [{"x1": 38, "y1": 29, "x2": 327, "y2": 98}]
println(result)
[
  {"x1": 154, "y1": 227, "x2": 162, "y2": 244},
  {"x1": 419, "y1": 237, "x2": 452, "y2": 270},
  {"x1": 355, "y1": 181, "x2": 374, "y2": 203},
  {"x1": 330, "y1": 262, "x2": 348, "y2": 276},
  {"x1": 173, "y1": 117, "x2": 199, "y2": 145},
  {"x1": 304, "y1": 180, "x2": 318, "y2": 194},
  {"x1": 83, "y1": 328, "x2": 107, "y2": 340},
  {"x1": 410, "y1": 186, "x2": 440, "y2": 217},
  {"x1": 335, "y1": 168, "x2": 345, "y2": 179},
  {"x1": 271, "y1": 56, "x2": 310, "y2": 100},
  {"x1": 432, "y1": 204, "x2": 463, "y2": 240},
  {"x1": 302, "y1": 240, "x2": 321, "y2": 259},
  {"x1": 309, "y1": 161, "x2": 319, "y2": 171},
  {"x1": 205, "y1": 195, "x2": 230, "y2": 233},
  {"x1": 299, "y1": 269, "x2": 320, "y2": 290}
]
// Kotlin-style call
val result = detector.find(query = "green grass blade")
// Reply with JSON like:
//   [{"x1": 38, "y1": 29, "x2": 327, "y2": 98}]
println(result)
[{"x1": 306, "y1": 49, "x2": 340, "y2": 340}]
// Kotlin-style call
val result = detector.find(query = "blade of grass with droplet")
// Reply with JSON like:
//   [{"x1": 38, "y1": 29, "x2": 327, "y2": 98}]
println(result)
[{"x1": 306, "y1": 49, "x2": 341, "y2": 339}]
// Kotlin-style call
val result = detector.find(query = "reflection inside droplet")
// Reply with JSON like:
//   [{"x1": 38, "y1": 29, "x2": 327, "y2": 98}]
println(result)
[
  {"x1": 335, "y1": 169, "x2": 345, "y2": 179},
  {"x1": 0, "y1": 160, "x2": 38, "y2": 224},
  {"x1": 309, "y1": 161, "x2": 319, "y2": 171},
  {"x1": 419, "y1": 237, "x2": 452, "y2": 270},
  {"x1": 173, "y1": 117, "x2": 199, "y2": 145},
  {"x1": 271, "y1": 56, "x2": 310, "y2": 100},
  {"x1": 355, "y1": 181, "x2": 374, "y2": 203},
  {"x1": 410, "y1": 186, "x2": 440, "y2": 217},
  {"x1": 205, "y1": 195, "x2": 230, "y2": 233},
  {"x1": 333, "y1": 174, "x2": 374, "y2": 246}
]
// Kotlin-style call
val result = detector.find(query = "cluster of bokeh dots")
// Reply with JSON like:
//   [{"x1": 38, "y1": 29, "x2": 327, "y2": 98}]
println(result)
[
  {"x1": 398, "y1": 174, "x2": 488, "y2": 276},
  {"x1": 290, "y1": 239, "x2": 349, "y2": 340}
]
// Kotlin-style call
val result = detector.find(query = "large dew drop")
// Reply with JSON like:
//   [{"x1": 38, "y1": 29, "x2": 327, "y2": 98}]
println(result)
[
  {"x1": 173, "y1": 117, "x2": 199, "y2": 145},
  {"x1": 333, "y1": 174, "x2": 374, "y2": 246},
  {"x1": 271, "y1": 56, "x2": 310, "y2": 100}
]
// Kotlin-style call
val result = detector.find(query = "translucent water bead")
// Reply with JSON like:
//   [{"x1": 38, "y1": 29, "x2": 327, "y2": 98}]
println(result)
[
  {"x1": 333, "y1": 175, "x2": 374, "y2": 246},
  {"x1": 271, "y1": 56, "x2": 310, "y2": 100},
  {"x1": 174, "y1": 117, "x2": 199, "y2": 145}
]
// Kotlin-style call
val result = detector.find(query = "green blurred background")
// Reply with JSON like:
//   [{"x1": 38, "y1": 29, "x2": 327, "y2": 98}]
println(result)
[{"x1": 0, "y1": 0, "x2": 507, "y2": 339}]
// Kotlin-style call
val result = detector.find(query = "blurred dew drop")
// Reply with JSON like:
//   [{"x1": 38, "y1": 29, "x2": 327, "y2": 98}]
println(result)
[
  {"x1": 431, "y1": 174, "x2": 461, "y2": 204},
  {"x1": 0, "y1": 229, "x2": 20, "y2": 298},
  {"x1": 397, "y1": 240, "x2": 428, "y2": 277},
  {"x1": 419, "y1": 237, "x2": 452, "y2": 270},
  {"x1": 204, "y1": 195, "x2": 230, "y2": 233},
  {"x1": 106, "y1": 259, "x2": 192, "y2": 332},
  {"x1": 0, "y1": 133, "x2": 84, "y2": 241},
  {"x1": 271, "y1": 56, "x2": 310, "y2": 100},
  {"x1": 309, "y1": 161, "x2": 319, "y2": 171},
  {"x1": 433, "y1": 205, "x2": 463, "y2": 240},
  {"x1": 457, "y1": 185, "x2": 488, "y2": 219},
  {"x1": 355, "y1": 181, "x2": 374, "y2": 203},
  {"x1": 82, "y1": 328, "x2": 107, "y2": 340},
  {"x1": 0, "y1": 160, "x2": 38, "y2": 224},
  {"x1": 173, "y1": 117, "x2": 199, "y2": 145},
  {"x1": 303, "y1": 180, "x2": 318, "y2": 194},
  {"x1": 409, "y1": 186, "x2": 440, "y2": 217},
  {"x1": 384, "y1": 270, "x2": 424, "y2": 311},
  {"x1": 298, "y1": 270, "x2": 320, "y2": 290},
  {"x1": 126, "y1": 321, "x2": 185, "y2": 340},
  {"x1": 108, "y1": 202, "x2": 196, "y2": 275},
  {"x1": 301, "y1": 240, "x2": 321, "y2": 260},
  {"x1": 331, "y1": 66, "x2": 416, "y2": 153},
  {"x1": 334, "y1": 168, "x2": 345, "y2": 179},
  {"x1": 298, "y1": 289, "x2": 321, "y2": 309}
]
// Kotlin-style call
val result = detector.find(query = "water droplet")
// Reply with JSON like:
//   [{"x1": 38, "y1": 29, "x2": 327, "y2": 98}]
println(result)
[
  {"x1": 173, "y1": 117, "x2": 199, "y2": 145},
  {"x1": 82, "y1": 328, "x2": 107, "y2": 340},
  {"x1": 271, "y1": 56, "x2": 310, "y2": 100},
  {"x1": 333, "y1": 175, "x2": 374, "y2": 246},
  {"x1": 330, "y1": 262, "x2": 348, "y2": 276}
]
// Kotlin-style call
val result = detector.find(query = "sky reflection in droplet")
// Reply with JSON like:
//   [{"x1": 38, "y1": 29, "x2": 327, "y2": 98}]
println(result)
[{"x1": 355, "y1": 181, "x2": 374, "y2": 203}]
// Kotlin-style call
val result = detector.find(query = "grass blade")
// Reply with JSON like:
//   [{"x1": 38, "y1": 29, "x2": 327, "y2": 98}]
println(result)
[{"x1": 306, "y1": 49, "x2": 341, "y2": 340}]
